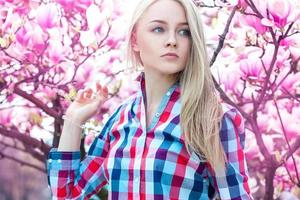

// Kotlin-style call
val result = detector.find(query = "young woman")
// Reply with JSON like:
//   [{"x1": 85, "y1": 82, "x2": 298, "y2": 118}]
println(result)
[{"x1": 47, "y1": 0, "x2": 253, "y2": 199}]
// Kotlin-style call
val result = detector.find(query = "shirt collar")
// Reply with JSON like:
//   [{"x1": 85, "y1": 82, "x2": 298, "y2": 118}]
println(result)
[
  {"x1": 135, "y1": 71, "x2": 180, "y2": 91},
  {"x1": 135, "y1": 71, "x2": 180, "y2": 101}
]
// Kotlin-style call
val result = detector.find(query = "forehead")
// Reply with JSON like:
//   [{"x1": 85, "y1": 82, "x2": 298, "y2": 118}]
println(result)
[{"x1": 139, "y1": 0, "x2": 187, "y2": 24}]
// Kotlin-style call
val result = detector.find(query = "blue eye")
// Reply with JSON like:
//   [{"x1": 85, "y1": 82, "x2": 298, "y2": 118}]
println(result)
[
  {"x1": 179, "y1": 29, "x2": 191, "y2": 36},
  {"x1": 153, "y1": 27, "x2": 164, "y2": 33}
]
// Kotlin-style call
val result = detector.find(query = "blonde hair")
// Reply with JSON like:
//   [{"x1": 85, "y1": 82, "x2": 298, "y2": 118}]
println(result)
[{"x1": 125, "y1": 0, "x2": 226, "y2": 172}]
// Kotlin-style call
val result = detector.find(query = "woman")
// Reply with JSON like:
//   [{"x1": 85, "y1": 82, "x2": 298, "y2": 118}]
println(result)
[{"x1": 47, "y1": 0, "x2": 253, "y2": 199}]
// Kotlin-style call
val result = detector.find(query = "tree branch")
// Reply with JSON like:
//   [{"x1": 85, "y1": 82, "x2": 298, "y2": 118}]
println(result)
[
  {"x1": 13, "y1": 86, "x2": 61, "y2": 119},
  {"x1": 0, "y1": 126, "x2": 51, "y2": 158},
  {"x1": 0, "y1": 151, "x2": 45, "y2": 173},
  {"x1": 210, "y1": 6, "x2": 237, "y2": 66}
]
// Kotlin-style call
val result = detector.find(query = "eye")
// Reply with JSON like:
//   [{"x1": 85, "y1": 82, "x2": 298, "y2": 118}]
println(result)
[
  {"x1": 152, "y1": 27, "x2": 164, "y2": 33},
  {"x1": 179, "y1": 29, "x2": 191, "y2": 37}
]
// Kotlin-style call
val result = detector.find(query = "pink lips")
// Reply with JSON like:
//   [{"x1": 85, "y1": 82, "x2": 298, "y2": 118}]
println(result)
[{"x1": 161, "y1": 53, "x2": 179, "y2": 58}]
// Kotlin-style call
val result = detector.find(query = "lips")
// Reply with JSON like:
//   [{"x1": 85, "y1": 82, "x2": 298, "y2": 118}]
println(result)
[{"x1": 161, "y1": 53, "x2": 179, "y2": 58}]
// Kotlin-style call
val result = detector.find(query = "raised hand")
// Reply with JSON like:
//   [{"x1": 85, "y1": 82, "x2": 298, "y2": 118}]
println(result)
[{"x1": 64, "y1": 82, "x2": 109, "y2": 125}]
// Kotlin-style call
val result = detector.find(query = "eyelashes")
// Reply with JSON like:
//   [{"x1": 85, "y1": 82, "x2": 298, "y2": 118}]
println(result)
[{"x1": 152, "y1": 27, "x2": 191, "y2": 37}]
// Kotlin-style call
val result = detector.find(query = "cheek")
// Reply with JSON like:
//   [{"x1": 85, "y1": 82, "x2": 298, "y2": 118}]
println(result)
[{"x1": 183, "y1": 41, "x2": 191, "y2": 58}]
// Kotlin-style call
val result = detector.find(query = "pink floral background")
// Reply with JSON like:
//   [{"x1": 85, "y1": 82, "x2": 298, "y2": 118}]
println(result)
[{"x1": 0, "y1": 0, "x2": 299, "y2": 199}]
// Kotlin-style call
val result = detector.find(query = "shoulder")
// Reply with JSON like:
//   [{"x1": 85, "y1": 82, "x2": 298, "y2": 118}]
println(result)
[{"x1": 219, "y1": 102, "x2": 246, "y2": 149}]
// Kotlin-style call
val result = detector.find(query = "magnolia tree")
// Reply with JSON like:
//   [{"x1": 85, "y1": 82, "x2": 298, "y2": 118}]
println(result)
[{"x1": 0, "y1": 0, "x2": 299, "y2": 199}]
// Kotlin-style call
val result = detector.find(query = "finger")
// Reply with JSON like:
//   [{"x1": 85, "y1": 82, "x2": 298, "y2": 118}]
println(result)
[
  {"x1": 102, "y1": 86, "x2": 108, "y2": 98},
  {"x1": 85, "y1": 88, "x2": 93, "y2": 98},
  {"x1": 75, "y1": 90, "x2": 85, "y2": 102},
  {"x1": 96, "y1": 82, "x2": 102, "y2": 92}
]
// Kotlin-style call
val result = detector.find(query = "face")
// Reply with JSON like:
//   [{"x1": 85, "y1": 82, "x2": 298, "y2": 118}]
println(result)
[{"x1": 132, "y1": 0, "x2": 191, "y2": 77}]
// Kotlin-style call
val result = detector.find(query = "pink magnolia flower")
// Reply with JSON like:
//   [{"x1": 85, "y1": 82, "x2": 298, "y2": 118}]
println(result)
[
  {"x1": 75, "y1": 0, "x2": 92, "y2": 10},
  {"x1": 16, "y1": 27, "x2": 29, "y2": 46},
  {"x1": 16, "y1": 22, "x2": 47, "y2": 54},
  {"x1": 56, "y1": 0, "x2": 92, "y2": 11},
  {"x1": 80, "y1": 30, "x2": 96, "y2": 47},
  {"x1": 280, "y1": 34, "x2": 300, "y2": 59},
  {"x1": 224, "y1": 0, "x2": 248, "y2": 9},
  {"x1": 242, "y1": 14, "x2": 267, "y2": 34},
  {"x1": 85, "y1": 132, "x2": 96, "y2": 146},
  {"x1": 86, "y1": 4, "x2": 105, "y2": 33},
  {"x1": 244, "y1": 131, "x2": 260, "y2": 160},
  {"x1": 266, "y1": 103, "x2": 300, "y2": 139},
  {"x1": 219, "y1": 66, "x2": 241, "y2": 92},
  {"x1": 55, "y1": 0, "x2": 74, "y2": 9},
  {"x1": 106, "y1": 38, "x2": 120, "y2": 49},
  {"x1": 36, "y1": 3, "x2": 60, "y2": 30},
  {"x1": 48, "y1": 41, "x2": 65, "y2": 64},
  {"x1": 239, "y1": 57, "x2": 263, "y2": 81},
  {"x1": 1, "y1": 7, "x2": 22, "y2": 33},
  {"x1": 266, "y1": 0, "x2": 292, "y2": 28},
  {"x1": 31, "y1": 26, "x2": 47, "y2": 54},
  {"x1": 279, "y1": 68, "x2": 300, "y2": 94},
  {"x1": 0, "y1": 7, "x2": 9, "y2": 28},
  {"x1": 262, "y1": 44, "x2": 290, "y2": 74},
  {"x1": 0, "y1": 109, "x2": 13, "y2": 126}
]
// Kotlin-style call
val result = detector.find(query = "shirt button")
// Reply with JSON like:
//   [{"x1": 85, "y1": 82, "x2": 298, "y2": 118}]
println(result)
[
  {"x1": 166, "y1": 91, "x2": 171, "y2": 96},
  {"x1": 57, "y1": 159, "x2": 62, "y2": 163},
  {"x1": 155, "y1": 113, "x2": 160, "y2": 117},
  {"x1": 48, "y1": 159, "x2": 52, "y2": 163}
]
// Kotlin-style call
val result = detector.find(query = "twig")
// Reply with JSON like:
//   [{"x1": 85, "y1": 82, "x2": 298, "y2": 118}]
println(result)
[
  {"x1": 273, "y1": 99, "x2": 300, "y2": 183},
  {"x1": 210, "y1": 6, "x2": 237, "y2": 66},
  {"x1": 0, "y1": 151, "x2": 45, "y2": 173},
  {"x1": 13, "y1": 86, "x2": 60, "y2": 119},
  {"x1": 0, "y1": 126, "x2": 51, "y2": 157}
]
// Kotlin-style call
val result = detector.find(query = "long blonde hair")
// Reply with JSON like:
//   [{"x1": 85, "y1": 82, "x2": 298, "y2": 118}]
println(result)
[{"x1": 125, "y1": 0, "x2": 226, "y2": 172}]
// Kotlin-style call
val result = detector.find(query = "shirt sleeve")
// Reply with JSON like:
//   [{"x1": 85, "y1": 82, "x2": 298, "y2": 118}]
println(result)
[
  {"x1": 47, "y1": 106, "x2": 121, "y2": 200},
  {"x1": 206, "y1": 106, "x2": 253, "y2": 200}
]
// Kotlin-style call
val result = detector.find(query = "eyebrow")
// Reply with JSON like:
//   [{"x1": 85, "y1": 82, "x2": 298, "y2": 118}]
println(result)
[{"x1": 149, "y1": 20, "x2": 189, "y2": 26}]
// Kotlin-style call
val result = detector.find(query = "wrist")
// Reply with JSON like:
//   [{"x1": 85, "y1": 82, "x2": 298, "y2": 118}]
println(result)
[
  {"x1": 63, "y1": 114, "x2": 85, "y2": 125},
  {"x1": 62, "y1": 115, "x2": 85, "y2": 129}
]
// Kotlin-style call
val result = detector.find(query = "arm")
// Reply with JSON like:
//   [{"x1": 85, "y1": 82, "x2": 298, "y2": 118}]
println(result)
[
  {"x1": 47, "y1": 107, "x2": 121, "y2": 200},
  {"x1": 206, "y1": 107, "x2": 253, "y2": 200}
]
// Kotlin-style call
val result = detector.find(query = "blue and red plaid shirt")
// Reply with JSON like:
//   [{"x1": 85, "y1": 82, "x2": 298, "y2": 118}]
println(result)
[{"x1": 47, "y1": 72, "x2": 253, "y2": 200}]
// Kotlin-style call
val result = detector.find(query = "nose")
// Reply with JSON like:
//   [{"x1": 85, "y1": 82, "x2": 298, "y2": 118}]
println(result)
[{"x1": 165, "y1": 32, "x2": 177, "y2": 48}]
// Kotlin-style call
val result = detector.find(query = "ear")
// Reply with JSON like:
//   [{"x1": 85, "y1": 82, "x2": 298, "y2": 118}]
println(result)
[{"x1": 131, "y1": 30, "x2": 139, "y2": 52}]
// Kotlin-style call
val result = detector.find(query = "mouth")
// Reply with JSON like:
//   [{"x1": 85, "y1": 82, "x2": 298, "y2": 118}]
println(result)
[{"x1": 161, "y1": 53, "x2": 179, "y2": 59}]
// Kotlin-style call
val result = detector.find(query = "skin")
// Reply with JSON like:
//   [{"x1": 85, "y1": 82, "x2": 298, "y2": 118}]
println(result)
[
  {"x1": 131, "y1": 0, "x2": 192, "y2": 126},
  {"x1": 57, "y1": 0, "x2": 192, "y2": 151}
]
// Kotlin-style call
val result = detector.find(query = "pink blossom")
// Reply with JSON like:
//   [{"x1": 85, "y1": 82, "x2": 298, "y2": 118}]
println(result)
[
  {"x1": 226, "y1": 0, "x2": 247, "y2": 8},
  {"x1": 239, "y1": 57, "x2": 262, "y2": 80},
  {"x1": 80, "y1": 30, "x2": 96, "y2": 47},
  {"x1": 280, "y1": 34, "x2": 300, "y2": 59},
  {"x1": 262, "y1": 44, "x2": 290, "y2": 74},
  {"x1": 279, "y1": 69, "x2": 300, "y2": 93},
  {"x1": 36, "y1": 3, "x2": 60, "y2": 30},
  {"x1": 55, "y1": 0, "x2": 73, "y2": 6},
  {"x1": 86, "y1": 4, "x2": 105, "y2": 32},
  {"x1": 0, "y1": 109, "x2": 13, "y2": 126},
  {"x1": 56, "y1": 0, "x2": 92, "y2": 11},
  {"x1": 16, "y1": 27, "x2": 30, "y2": 47},
  {"x1": 48, "y1": 41, "x2": 65, "y2": 64},
  {"x1": 241, "y1": 14, "x2": 267, "y2": 34},
  {"x1": 85, "y1": 133, "x2": 96, "y2": 146},
  {"x1": 75, "y1": 0, "x2": 92, "y2": 9},
  {"x1": 244, "y1": 131, "x2": 260, "y2": 160},
  {"x1": 106, "y1": 38, "x2": 120, "y2": 49},
  {"x1": 267, "y1": 0, "x2": 292, "y2": 28}
]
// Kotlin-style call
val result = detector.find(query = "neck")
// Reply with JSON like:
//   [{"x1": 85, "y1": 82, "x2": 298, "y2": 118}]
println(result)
[{"x1": 143, "y1": 69, "x2": 178, "y2": 110}]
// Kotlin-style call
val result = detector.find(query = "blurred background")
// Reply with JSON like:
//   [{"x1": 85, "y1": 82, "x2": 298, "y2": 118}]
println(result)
[{"x1": 0, "y1": 0, "x2": 299, "y2": 199}]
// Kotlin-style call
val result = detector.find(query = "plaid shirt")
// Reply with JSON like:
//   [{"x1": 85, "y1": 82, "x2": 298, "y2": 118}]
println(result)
[{"x1": 47, "y1": 72, "x2": 253, "y2": 200}]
